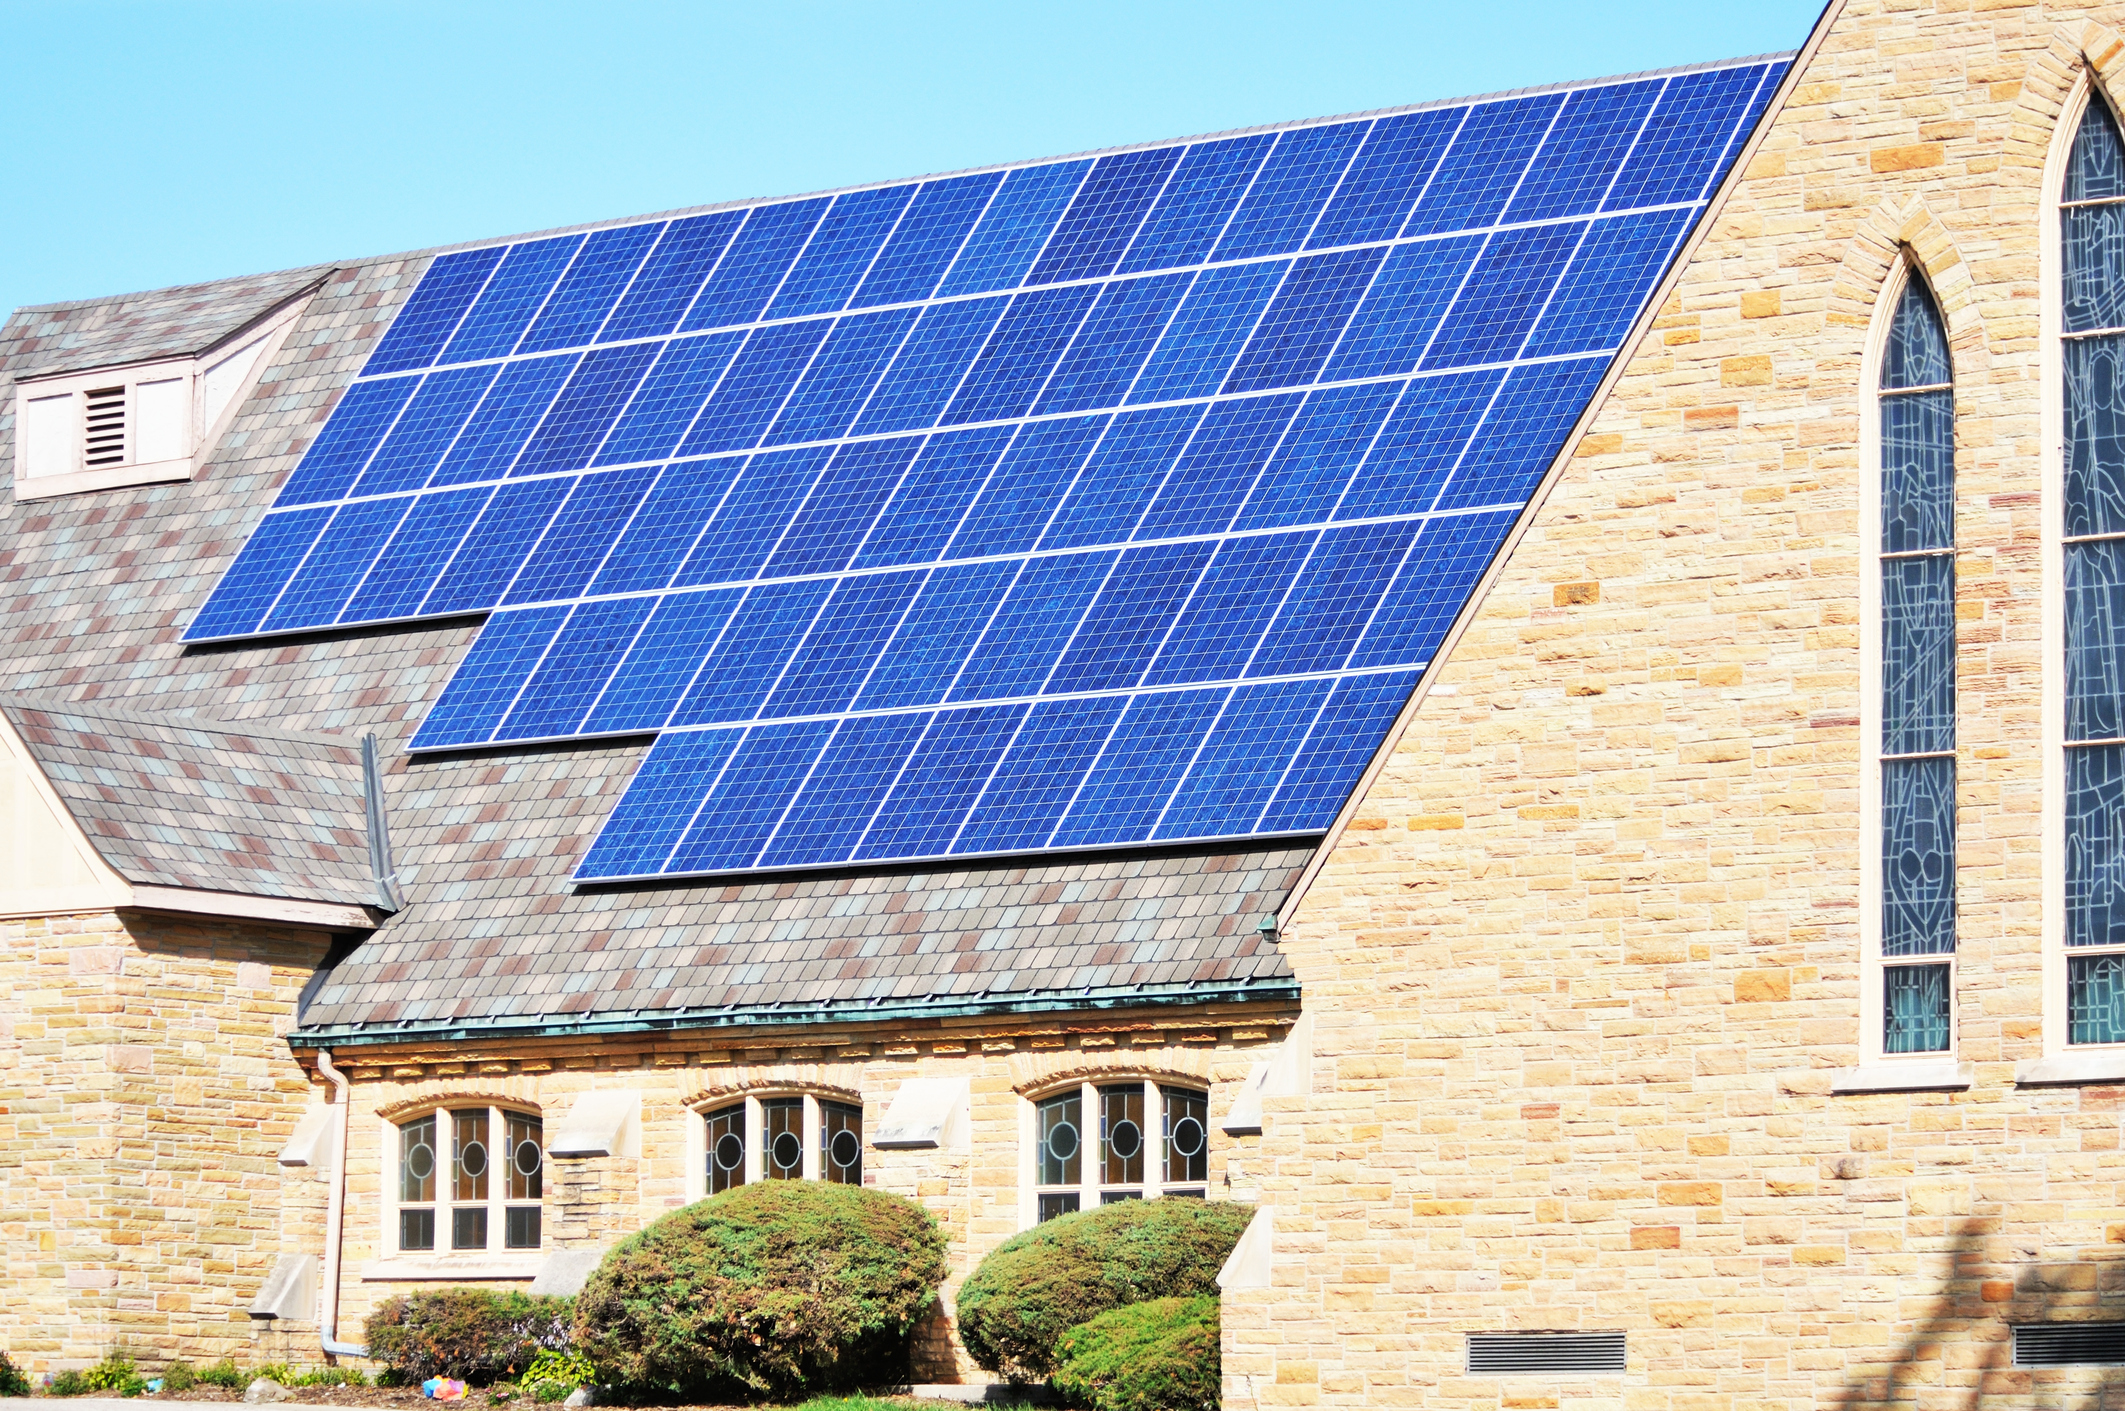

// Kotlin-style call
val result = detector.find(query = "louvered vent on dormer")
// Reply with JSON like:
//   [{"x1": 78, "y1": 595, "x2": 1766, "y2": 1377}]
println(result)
[
  {"x1": 83, "y1": 386, "x2": 126, "y2": 467},
  {"x1": 1466, "y1": 1332, "x2": 1627, "y2": 1376},
  {"x1": 2014, "y1": 1323, "x2": 2125, "y2": 1367}
]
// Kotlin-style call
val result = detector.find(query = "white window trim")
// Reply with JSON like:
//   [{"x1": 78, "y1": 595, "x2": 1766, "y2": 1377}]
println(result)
[
  {"x1": 1852, "y1": 252, "x2": 1960, "y2": 1076},
  {"x1": 11, "y1": 295, "x2": 307, "y2": 501},
  {"x1": 1020, "y1": 1078, "x2": 1209, "y2": 1229},
  {"x1": 685, "y1": 1091, "x2": 861, "y2": 1202},
  {"x1": 379, "y1": 1104, "x2": 544, "y2": 1260},
  {"x1": 2035, "y1": 74, "x2": 2125, "y2": 1072}
]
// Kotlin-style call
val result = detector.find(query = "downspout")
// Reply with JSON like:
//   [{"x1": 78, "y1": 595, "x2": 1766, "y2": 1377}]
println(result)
[{"x1": 316, "y1": 1049, "x2": 367, "y2": 1360}]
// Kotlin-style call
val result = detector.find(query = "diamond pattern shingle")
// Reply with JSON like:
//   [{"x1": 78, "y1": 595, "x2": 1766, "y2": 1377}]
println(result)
[{"x1": 0, "y1": 229, "x2": 1302, "y2": 1042}]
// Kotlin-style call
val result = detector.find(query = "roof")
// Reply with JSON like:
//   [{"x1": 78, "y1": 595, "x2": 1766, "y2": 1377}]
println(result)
[
  {"x1": 0, "y1": 54, "x2": 1788, "y2": 1042},
  {"x1": 0, "y1": 693, "x2": 381, "y2": 909}
]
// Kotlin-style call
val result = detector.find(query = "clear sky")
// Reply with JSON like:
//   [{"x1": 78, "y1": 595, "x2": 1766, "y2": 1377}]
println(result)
[{"x1": 1, "y1": 0, "x2": 1824, "y2": 319}]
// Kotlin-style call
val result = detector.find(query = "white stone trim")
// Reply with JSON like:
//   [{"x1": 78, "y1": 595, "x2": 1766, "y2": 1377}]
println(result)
[
  {"x1": 2015, "y1": 1049, "x2": 2125, "y2": 1085},
  {"x1": 1830, "y1": 1062, "x2": 1973, "y2": 1093}
]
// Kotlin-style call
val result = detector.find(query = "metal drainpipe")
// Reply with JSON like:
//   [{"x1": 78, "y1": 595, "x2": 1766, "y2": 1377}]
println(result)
[{"x1": 316, "y1": 1050, "x2": 367, "y2": 1359}]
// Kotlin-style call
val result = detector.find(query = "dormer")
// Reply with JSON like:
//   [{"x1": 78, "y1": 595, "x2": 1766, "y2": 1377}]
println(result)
[{"x1": 11, "y1": 292, "x2": 309, "y2": 500}]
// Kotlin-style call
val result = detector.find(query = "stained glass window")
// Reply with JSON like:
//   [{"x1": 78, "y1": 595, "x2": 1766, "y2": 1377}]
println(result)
[
  {"x1": 702, "y1": 1095, "x2": 863, "y2": 1191},
  {"x1": 1031, "y1": 1080, "x2": 1210, "y2": 1222},
  {"x1": 2065, "y1": 96, "x2": 2125, "y2": 1042},
  {"x1": 1877, "y1": 272, "x2": 1955, "y2": 1052},
  {"x1": 394, "y1": 1107, "x2": 543, "y2": 1253}
]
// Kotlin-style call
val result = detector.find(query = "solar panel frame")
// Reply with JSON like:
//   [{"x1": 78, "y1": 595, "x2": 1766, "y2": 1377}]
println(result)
[{"x1": 188, "y1": 56, "x2": 1788, "y2": 881}]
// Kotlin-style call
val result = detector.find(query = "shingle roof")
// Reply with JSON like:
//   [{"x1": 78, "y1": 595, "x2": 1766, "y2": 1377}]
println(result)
[
  {"x1": 0, "y1": 693, "x2": 381, "y2": 909},
  {"x1": 0, "y1": 251, "x2": 1301, "y2": 1040}
]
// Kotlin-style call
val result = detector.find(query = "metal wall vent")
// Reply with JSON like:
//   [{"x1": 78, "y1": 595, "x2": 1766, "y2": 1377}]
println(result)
[
  {"x1": 83, "y1": 386, "x2": 125, "y2": 467},
  {"x1": 1466, "y1": 1332, "x2": 1627, "y2": 1375},
  {"x1": 2014, "y1": 1324, "x2": 2125, "y2": 1367}
]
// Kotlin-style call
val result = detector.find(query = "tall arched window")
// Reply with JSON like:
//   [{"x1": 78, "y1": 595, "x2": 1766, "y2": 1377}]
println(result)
[
  {"x1": 2061, "y1": 93, "x2": 2125, "y2": 1046},
  {"x1": 1873, "y1": 271, "x2": 1957, "y2": 1056}
]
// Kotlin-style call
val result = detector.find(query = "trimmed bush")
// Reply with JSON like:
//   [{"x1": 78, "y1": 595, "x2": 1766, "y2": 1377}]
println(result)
[
  {"x1": 364, "y1": 1288, "x2": 574, "y2": 1384},
  {"x1": 955, "y1": 1198, "x2": 1251, "y2": 1380},
  {"x1": 1051, "y1": 1296, "x2": 1219, "y2": 1411},
  {"x1": 572, "y1": 1179, "x2": 950, "y2": 1400},
  {"x1": 0, "y1": 1351, "x2": 28, "y2": 1398}
]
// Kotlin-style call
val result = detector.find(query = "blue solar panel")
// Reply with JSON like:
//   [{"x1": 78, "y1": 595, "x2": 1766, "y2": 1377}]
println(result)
[{"x1": 188, "y1": 58, "x2": 1785, "y2": 879}]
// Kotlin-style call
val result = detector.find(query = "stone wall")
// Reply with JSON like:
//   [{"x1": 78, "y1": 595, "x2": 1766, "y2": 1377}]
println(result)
[
  {"x1": 0, "y1": 908, "x2": 332, "y2": 1373},
  {"x1": 326, "y1": 1007, "x2": 1287, "y2": 1382},
  {"x1": 1231, "y1": 4, "x2": 2125, "y2": 1408}
]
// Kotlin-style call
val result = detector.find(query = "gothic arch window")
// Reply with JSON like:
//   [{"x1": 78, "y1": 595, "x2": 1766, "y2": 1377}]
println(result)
[
  {"x1": 1870, "y1": 266, "x2": 1957, "y2": 1057},
  {"x1": 2060, "y1": 91, "x2": 2125, "y2": 1046}
]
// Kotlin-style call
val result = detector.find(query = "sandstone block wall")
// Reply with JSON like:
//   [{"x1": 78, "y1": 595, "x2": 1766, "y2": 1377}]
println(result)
[
  {"x1": 0, "y1": 909, "x2": 332, "y2": 1372},
  {"x1": 1232, "y1": 5, "x2": 2125, "y2": 1408}
]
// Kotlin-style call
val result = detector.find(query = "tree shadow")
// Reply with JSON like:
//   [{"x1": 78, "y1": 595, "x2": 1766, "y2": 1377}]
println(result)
[{"x1": 1832, "y1": 1204, "x2": 2125, "y2": 1410}]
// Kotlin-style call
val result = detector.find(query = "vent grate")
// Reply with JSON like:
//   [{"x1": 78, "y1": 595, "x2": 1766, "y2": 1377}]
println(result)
[
  {"x1": 2014, "y1": 1324, "x2": 2125, "y2": 1367},
  {"x1": 83, "y1": 386, "x2": 125, "y2": 467},
  {"x1": 1466, "y1": 1332, "x2": 1627, "y2": 1376}
]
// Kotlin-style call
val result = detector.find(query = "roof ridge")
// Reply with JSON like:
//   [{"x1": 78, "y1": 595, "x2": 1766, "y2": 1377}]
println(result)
[
  {"x1": 0, "y1": 690, "x2": 362, "y2": 752},
  {"x1": 11, "y1": 262, "x2": 339, "y2": 319}
]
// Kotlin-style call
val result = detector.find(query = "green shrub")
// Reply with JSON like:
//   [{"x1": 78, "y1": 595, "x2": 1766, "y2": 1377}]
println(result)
[
  {"x1": 48, "y1": 1370, "x2": 89, "y2": 1397},
  {"x1": 0, "y1": 1351, "x2": 28, "y2": 1398},
  {"x1": 196, "y1": 1358, "x2": 246, "y2": 1390},
  {"x1": 955, "y1": 1199, "x2": 1251, "y2": 1380},
  {"x1": 364, "y1": 1288, "x2": 574, "y2": 1384},
  {"x1": 290, "y1": 1367, "x2": 371, "y2": 1388},
  {"x1": 254, "y1": 1363, "x2": 296, "y2": 1387},
  {"x1": 1051, "y1": 1296, "x2": 1219, "y2": 1411},
  {"x1": 519, "y1": 1348, "x2": 594, "y2": 1402},
  {"x1": 82, "y1": 1352, "x2": 148, "y2": 1397},
  {"x1": 160, "y1": 1360, "x2": 199, "y2": 1393},
  {"x1": 573, "y1": 1180, "x2": 950, "y2": 1400}
]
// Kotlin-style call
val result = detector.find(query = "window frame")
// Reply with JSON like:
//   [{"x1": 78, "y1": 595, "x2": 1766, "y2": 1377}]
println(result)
[
  {"x1": 1858, "y1": 253, "x2": 1959, "y2": 1068},
  {"x1": 685, "y1": 1090, "x2": 864, "y2": 1201},
  {"x1": 2045, "y1": 76, "x2": 2125, "y2": 1058},
  {"x1": 382, "y1": 1104, "x2": 544, "y2": 1258},
  {"x1": 1020, "y1": 1077, "x2": 1211, "y2": 1227}
]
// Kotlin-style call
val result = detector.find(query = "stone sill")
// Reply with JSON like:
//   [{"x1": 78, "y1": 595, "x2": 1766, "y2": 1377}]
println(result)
[
  {"x1": 360, "y1": 1253, "x2": 543, "y2": 1282},
  {"x1": 2016, "y1": 1050, "x2": 2125, "y2": 1086},
  {"x1": 1831, "y1": 1062, "x2": 1973, "y2": 1093}
]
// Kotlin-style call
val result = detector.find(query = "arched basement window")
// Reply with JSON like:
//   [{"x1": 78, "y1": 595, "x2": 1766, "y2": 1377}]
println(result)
[
  {"x1": 2062, "y1": 94, "x2": 2125, "y2": 1045},
  {"x1": 1876, "y1": 270, "x2": 1956, "y2": 1055}
]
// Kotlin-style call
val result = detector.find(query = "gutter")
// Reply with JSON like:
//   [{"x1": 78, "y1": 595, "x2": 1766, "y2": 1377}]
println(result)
[
  {"x1": 362, "y1": 735, "x2": 403, "y2": 914},
  {"x1": 315, "y1": 1050, "x2": 367, "y2": 1361},
  {"x1": 289, "y1": 977, "x2": 1303, "y2": 1051}
]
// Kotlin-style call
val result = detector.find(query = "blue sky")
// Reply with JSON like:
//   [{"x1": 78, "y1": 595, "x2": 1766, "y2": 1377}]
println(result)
[{"x1": 1, "y1": 1, "x2": 1822, "y2": 318}]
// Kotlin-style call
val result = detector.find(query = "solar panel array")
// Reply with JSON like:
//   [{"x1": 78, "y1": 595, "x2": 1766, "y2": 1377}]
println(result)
[{"x1": 186, "y1": 59, "x2": 1784, "y2": 881}]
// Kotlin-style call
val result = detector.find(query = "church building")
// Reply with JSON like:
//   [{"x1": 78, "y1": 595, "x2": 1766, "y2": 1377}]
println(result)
[{"x1": 5, "y1": 1, "x2": 2125, "y2": 1406}]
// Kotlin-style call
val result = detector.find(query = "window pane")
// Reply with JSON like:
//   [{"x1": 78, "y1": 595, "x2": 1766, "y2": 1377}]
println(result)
[
  {"x1": 1882, "y1": 756, "x2": 1955, "y2": 957},
  {"x1": 1883, "y1": 963, "x2": 1952, "y2": 1054},
  {"x1": 2071, "y1": 953, "x2": 2125, "y2": 1045},
  {"x1": 452, "y1": 1206, "x2": 488, "y2": 1251},
  {"x1": 2064, "y1": 336, "x2": 2125, "y2": 541},
  {"x1": 2070, "y1": 743, "x2": 2125, "y2": 949},
  {"x1": 1881, "y1": 553, "x2": 1955, "y2": 757},
  {"x1": 2067, "y1": 539, "x2": 2125, "y2": 742},
  {"x1": 1879, "y1": 280, "x2": 1950, "y2": 392},
  {"x1": 506, "y1": 1113, "x2": 543, "y2": 1201},
  {"x1": 399, "y1": 1116, "x2": 436, "y2": 1204},
  {"x1": 1162, "y1": 1086, "x2": 1209, "y2": 1186},
  {"x1": 1879, "y1": 391, "x2": 1953, "y2": 554},
  {"x1": 705, "y1": 1103, "x2": 747, "y2": 1194},
  {"x1": 2065, "y1": 204, "x2": 2125, "y2": 336},
  {"x1": 1099, "y1": 1084, "x2": 1146, "y2": 1188},
  {"x1": 505, "y1": 1206, "x2": 542, "y2": 1250},
  {"x1": 822, "y1": 1101, "x2": 863, "y2": 1185},
  {"x1": 1037, "y1": 1091, "x2": 1082, "y2": 1188},
  {"x1": 1100, "y1": 1190, "x2": 1144, "y2": 1204},
  {"x1": 399, "y1": 1207, "x2": 434, "y2": 1252},
  {"x1": 2068, "y1": 99, "x2": 2125, "y2": 203},
  {"x1": 1038, "y1": 1192, "x2": 1081, "y2": 1222},
  {"x1": 451, "y1": 1108, "x2": 490, "y2": 1203},
  {"x1": 763, "y1": 1098, "x2": 805, "y2": 1179}
]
